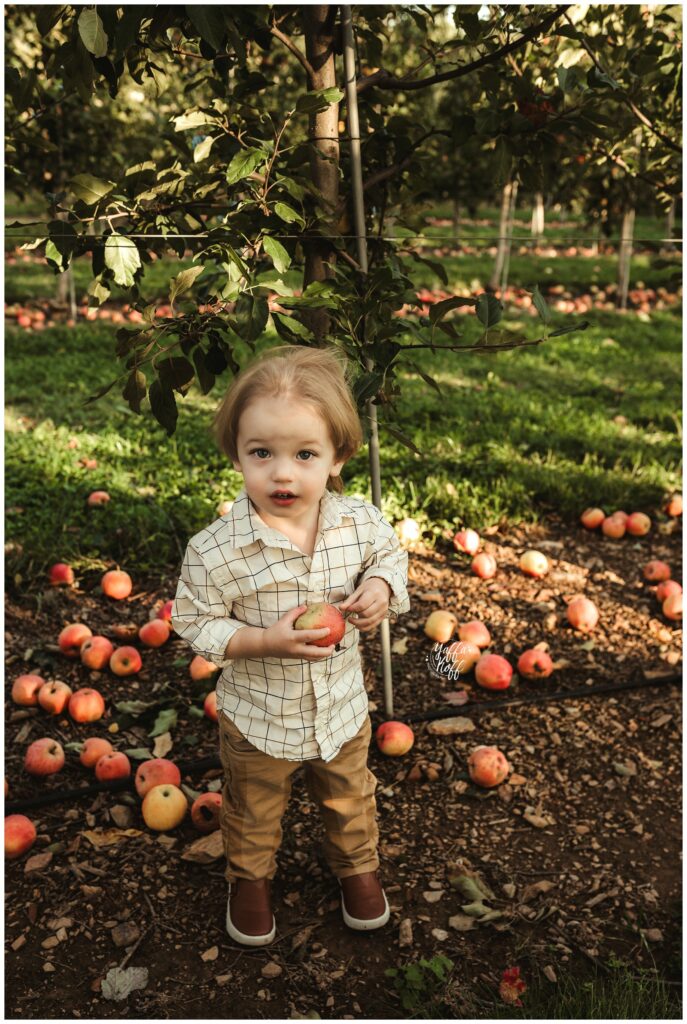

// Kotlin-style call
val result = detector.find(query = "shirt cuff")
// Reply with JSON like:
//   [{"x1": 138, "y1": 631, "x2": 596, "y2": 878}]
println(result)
[{"x1": 358, "y1": 567, "x2": 411, "y2": 620}]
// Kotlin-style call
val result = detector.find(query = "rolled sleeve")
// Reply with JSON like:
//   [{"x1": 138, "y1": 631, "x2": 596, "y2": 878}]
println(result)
[
  {"x1": 170, "y1": 542, "x2": 246, "y2": 668},
  {"x1": 358, "y1": 510, "x2": 411, "y2": 621}
]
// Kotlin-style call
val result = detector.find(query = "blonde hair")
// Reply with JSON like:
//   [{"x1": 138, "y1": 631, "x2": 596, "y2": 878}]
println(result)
[{"x1": 212, "y1": 344, "x2": 364, "y2": 494}]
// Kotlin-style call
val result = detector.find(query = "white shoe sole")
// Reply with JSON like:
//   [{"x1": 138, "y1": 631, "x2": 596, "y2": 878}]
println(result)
[
  {"x1": 340, "y1": 886, "x2": 390, "y2": 931},
  {"x1": 226, "y1": 894, "x2": 276, "y2": 946}
]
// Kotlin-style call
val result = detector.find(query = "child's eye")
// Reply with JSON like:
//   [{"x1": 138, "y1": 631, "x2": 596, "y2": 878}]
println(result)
[{"x1": 248, "y1": 449, "x2": 317, "y2": 460}]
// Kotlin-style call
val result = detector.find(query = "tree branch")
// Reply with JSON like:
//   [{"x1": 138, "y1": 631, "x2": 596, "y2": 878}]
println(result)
[
  {"x1": 362, "y1": 129, "x2": 450, "y2": 192},
  {"x1": 270, "y1": 24, "x2": 316, "y2": 82},
  {"x1": 357, "y1": 6, "x2": 570, "y2": 94}
]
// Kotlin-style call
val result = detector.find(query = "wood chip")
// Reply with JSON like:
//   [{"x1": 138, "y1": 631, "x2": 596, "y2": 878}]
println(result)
[
  {"x1": 428, "y1": 716, "x2": 475, "y2": 735},
  {"x1": 200, "y1": 946, "x2": 219, "y2": 962},
  {"x1": 398, "y1": 918, "x2": 413, "y2": 947},
  {"x1": 261, "y1": 962, "x2": 283, "y2": 978}
]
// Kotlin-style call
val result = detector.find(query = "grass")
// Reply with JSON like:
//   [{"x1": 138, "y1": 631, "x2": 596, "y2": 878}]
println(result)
[{"x1": 4, "y1": 204, "x2": 682, "y2": 587}]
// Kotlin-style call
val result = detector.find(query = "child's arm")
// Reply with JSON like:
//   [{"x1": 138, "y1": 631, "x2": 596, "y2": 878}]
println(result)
[
  {"x1": 171, "y1": 540, "x2": 261, "y2": 666},
  {"x1": 353, "y1": 505, "x2": 411, "y2": 621}
]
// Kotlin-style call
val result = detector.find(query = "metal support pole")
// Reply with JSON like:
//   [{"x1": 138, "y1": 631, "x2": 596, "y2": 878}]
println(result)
[{"x1": 341, "y1": 5, "x2": 395, "y2": 719}]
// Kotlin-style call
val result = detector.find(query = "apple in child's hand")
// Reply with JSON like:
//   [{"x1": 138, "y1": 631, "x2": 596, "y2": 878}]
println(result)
[
  {"x1": 191, "y1": 792, "x2": 222, "y2": 833},
  {"x1": 294, "y1": 603, "x2": 345, "y2": 647}
]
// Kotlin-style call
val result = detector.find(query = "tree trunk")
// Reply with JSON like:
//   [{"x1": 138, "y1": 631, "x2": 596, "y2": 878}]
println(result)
[
  {"x1": 665, "y1": 197, "x2": 676, "y2": 251},
  {"x1": 617, "y1": 207, "x2": 635, "y2": 310},
  {"x1": 531, "y1": 191, "x2": 545, "y2": 241},
  {"x1": 301, "y1": 6, "x2": 340, "y2": 342},
  {"x1": 56, "y1": 265, "x2": 77, "y2": 317},
  {"x1": 452, "y1": 196, "x2": 461, "y2": 247},
  {"x1": 490, "y1": 180, "x2": 516, "y2": 291}
]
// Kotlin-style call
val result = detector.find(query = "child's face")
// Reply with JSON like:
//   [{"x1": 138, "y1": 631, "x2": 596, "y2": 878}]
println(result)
[{"x1": 232, "y1": 395, "x2": 345, "y2": 522}]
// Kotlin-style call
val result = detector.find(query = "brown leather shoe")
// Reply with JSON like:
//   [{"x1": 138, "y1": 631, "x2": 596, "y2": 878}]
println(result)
[
  {"x1": 226, "y1": 878, "x2": 276, "y2": 946},
  {"x1": 339, "y1": 870, "x2": 390, "y2": 931}
]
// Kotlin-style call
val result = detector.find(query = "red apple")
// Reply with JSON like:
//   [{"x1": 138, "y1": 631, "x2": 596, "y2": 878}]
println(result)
[
  {"x1": 138, "y1": 620, "x2": 170, "y2": 648},
  {"x1": 566, "y1": 596, "x2": 599, "y2": 632},
  {"x1": 190, "y1": 655, "x2": 218, "y2": 681},
  {"x1": 662, "y1": 592, "x2": 682, "y2": 621},
  {"x1": 446, "y1": 640, "x2": 481, "y2": 673},
  {"x1": 468, "y1": 746, "x2": 510, "y2": 788},
  {"x1": 517, "y1": 649, "x2": 554, "y2": 680},
  {"x1": 87, "y1": 490, "x2": 111, "y2": 507},
  {"x1": 49, "y1": 562, "x2": 74, "y2": 586},
  {"x1": 602, "y1": 515, "x2": 625, "y2": 539},
  {"x1": 643, "y1": 560, "x2": 671, "y2": 582},
  {"x1": 5, "y1": 815, "x2": 38, "y2": 859},
  {"x1": 580, "y1": 507, "x2": 604, "y2": 529},
  {"x1": 135, "y1": 758, "x2": 181, "y2": 798},
  {"x1": 58, "y1": 622, "x2": 93, "y2": 658},
  {"x1": 656, "y1": 580, "x2": 682, "y2": 603},
  {"x1": 294, "y1": 602, "x2": 346, "y2": 647},
  {"x1": 156, "y1": 600, "x2": 174, "y2": 622},
  {"x1": 80, "y1": 737, "x2": 114, "y2": 768},
  {"x1": 626, "y1": 512, "x2": 651, "y2": 536},
  {"x1": 611, "y1": 510, "x2": 628, "y2": 525},
  {"x1": 665, "y1": 494, "x2": 682, "y2": 517},
  {"x1": 453, "y1": 528, "x2": 480, "y2": 556},
  {"x1": 110, "y1": 646, "x2": 142, "y2": 676},
  {"x1": 475, "y1": 653, "x2": 512, "y2": 691},
  {"x1": 37, "y1": 680, "x2": 73, "y2": 716},
  {"x1": 95, "y1": 751, "x2": 131, "y2": 782},
  {"x1": 519, "y1": 550, "x2": 549, "y2": 578},
  {"x1": 68, "y1": 687, "x2": 106, "y2": 723},
  {"x1": 24, "y1": 737, "x2": 65, "y2": 776},
  {"x1": 191, "y1": 792, "x2": 222, "y2": 833},
  {"x1": 11, "y1": 674, "x2": 45, "y2": 706},
  {"x1": 204, "y1": 690, "x2": 218, "y2": 721},
  {"x1": 471, "y1": 553, "x2": 497, "y2": 579},
  {"x1": 375, "y1": 721, "x2": 415, "y2": 756},
  {"x1": 458, "y1": 621, "x2": 491, "y2": 649},
  {"x1": 80, "y1": 636, "x2": 115, "y2": 670},
  {"x1": 101, "y1": 569, "x2": 132, "y2": 600},
  {"x1": 142, "y1": 784, "x2": 188, "y2": 831}
]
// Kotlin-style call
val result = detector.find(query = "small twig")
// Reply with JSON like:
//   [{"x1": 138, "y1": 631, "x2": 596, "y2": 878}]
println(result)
[
  {"x1": 118, "y1": 924, "x2": 153, "y2": 971},
  {"x1": 270, "y1": 25, "x2": 316, "y2": 82}
]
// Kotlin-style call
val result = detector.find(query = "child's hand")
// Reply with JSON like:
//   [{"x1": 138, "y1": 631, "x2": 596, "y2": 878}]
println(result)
[
  {"x1": 336, "y1": 579, "x2": 391, "y2": 632},
  {"x1": 262, "y1": 605, "x2": 336, "y2": 661}
]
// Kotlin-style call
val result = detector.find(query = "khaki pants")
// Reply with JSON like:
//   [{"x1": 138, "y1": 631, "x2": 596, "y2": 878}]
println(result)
[{"x1": 218, "y1": 713, "x2": 380, "y2": 884}]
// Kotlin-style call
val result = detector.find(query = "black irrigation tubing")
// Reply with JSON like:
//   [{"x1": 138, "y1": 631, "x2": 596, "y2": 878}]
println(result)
[
  {"x1": 401, "y1": 669, "x2": 682, "y2": 725},
  {"x1": 6, "y1": 670, "x2": 681, "y2": 816}
]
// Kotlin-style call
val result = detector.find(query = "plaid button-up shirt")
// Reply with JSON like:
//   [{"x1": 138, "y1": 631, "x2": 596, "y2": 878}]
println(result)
[{"x1": 171, "y1": 486, "x2": 410, "y2": 762}]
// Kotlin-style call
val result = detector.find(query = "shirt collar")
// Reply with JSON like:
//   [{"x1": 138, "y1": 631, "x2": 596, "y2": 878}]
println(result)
[{"x1": 222, "y1": 486, "x2": 365, "y2": 550}]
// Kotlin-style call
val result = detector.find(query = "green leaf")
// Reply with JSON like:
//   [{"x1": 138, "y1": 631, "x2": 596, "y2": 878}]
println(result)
[
  {"x1": 476, "y1": 294, "x2": 503, "y2": 328},
  {"x1": 429, "y1": 295, "x2": 475, "y2": 326},
  {"x1": 273, "y1": 201, "x2": 304, "y2": 227},
  {"x1": 272, "y1": 312, "x2": 313, "y2": 342},
  {"x1": 115, "y1": 699, "x2": 155, "y2": 716},
  {"x1": 549, "y1": 320, "x2": 589, "y2": 337},
  {"x1": 169, "y1": 265, "x2": 205, "y2": 306},
  {"x1": 149, "y1": 378, "x2": 178, "y2": 435},
  {"x1": 69, "y1": 172, "x2": 115, "y2": 206},
  {"x1": 531, "y1": 285, "x2": 551, "y2": 324},
  {"x1": 47, "y1": 219, "x2": 78, "y2": 259},
  {"x1": 88, "y1": 276, "x2": 110, "y2": 306},
  {"x1": 295, "y1": 87, "x2": 344, "y2": 114},
  {"x1": 262, "y1": 236, "x2": 291, "y2": 274},
  {"x1": 402, "y1": 360, "x2": 443, "y2": 398},
  {"x1": 226, "y1": 147, "x2": 266, "y2": 185},
  {"x1": 78, "y1": 7, "x2": 108, "y2": 57},
  {"x1": 380, "y1": 421, "x2": 424, "y2": 457},
  {"x1": 172, "y1": 110, "x2": 220, "y2": 132},
  {"x1": 407, "y1": 251, "x2": 448, "y2": 286},
  {"x1": 193, "y1": 135, "x2": 216, "y2": 163},
  {"x1": 185, "y1": 6, "x2": 226, "y2": 51},
  {"x1": 104, "y1": 234, "x2": 141, "y2": 287},
  {"x1": 233, "y1": 293, "x2": 269, "y2": 341},
  {"x1": 148, "y1": 706, "x2": 178, "y2": 738},
  {"x1": 123, "y1": 370, "x2": 147, "y2": 414},
  {"x1": 159, "y1": 356, "x2": 195, "y2": 395},
  {"x1": 45, "y1": 240, "x2": 66, "y2": 271},
  {"x1": 192, "y1": 348, "x2": 216, "y2": 395},
  {"x1": 83, "y1": 378, "x2": 118, "y2": 405},
  {"x1": 37, "y1": 6, "x2": 67, "y2": 37}
]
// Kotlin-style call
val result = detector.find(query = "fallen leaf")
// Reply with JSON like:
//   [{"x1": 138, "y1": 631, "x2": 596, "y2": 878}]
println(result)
[
  {"x1": 521, "y1": 880, "x2": 555, "y2": 903},
  {"x1": 101, "y1": 966, "x2": 148, "y2": 1001},
  {"x1": 153, "y1": 732, "x2": 173, "y2": 757},
  {"x1": 82, "y1": 828, "x2": 142, "y2": 848},
  {"x1": 181, "y1": 830, "x2": 224, "y2": 863}
]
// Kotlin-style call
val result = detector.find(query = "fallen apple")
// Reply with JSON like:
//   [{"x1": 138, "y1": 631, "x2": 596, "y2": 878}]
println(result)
[
  {"x1": 580, "y1": 507, "x2": 605, "y2": 529},
  {"x1": 68, "y1": 687, "x2": 106, "y2": 723},
  {"x1": 396, "y1": 518, "x2": 422, "y2": 545},
  {"x1": 138, "y1": 619, "x2": 171, "y2": 648},
  {"x1": 142, "y1": 784, "x2": 188, "y2": 831},
  {"x1": 665, "y1": 494, "x2": 682, "y2": 517},
  {"x1": 458, "y1": 620, "x2": 491, "y2": 649},
  {"x1": 517, "y1": 649, "x2": 554, "y2": 680},
  {"x1": 135, "y1": 758, "x2": 181, "y2": 798},
  {"x1": 602, "y1": 515, "x2": 625, "y2": 539},
  {"x1": 446, "y1": 640, "x2": 481, "y2": 674},
  {"x1": 37, "y1": 680, "x2": 73, "y2": 716},
  {"x1": 191, "y1": 792, "x2": 223, "y2": 833},
  {"x1": 475, "y1": 653, "x2": 512, "y2": 690},
  {"x1": 80, "y1": 635, "x2": 114, "y2": 671},
  {"x1": 519, "y1": 550, "x2": 549, "y2": 578},
  {"x1": 11, "y1": 673, "x2": 45, "y2": 706},
  {"x1": 204, "y1": 690, "x2": 218, "y2": 721},
  {"x1": 101, "y1": 569, "x2": 133, "y2": 600},
  {"x1": 625, "y1": 512, "x2": 651, "y2": 536},
  {"x1": 471, "y1": 553, "x2": 497, "y2": 579},
  {"x1": 156, "y1": 599, "x2": 174, "y2": 622},
  {"x1": 424, "y1": 609, "x2": 458, "y2": 643},
  {"x1": 375, "y1": 721, "x2": 415, "y2": 756},
  {"x1": 110, "y1": 646, "x2": 142, "y2": 676},
  {"x1": 644, "y1": 560, "x2": 671, "y2": 582},
  {"x1": 49, "y1": 562, "x2": 74, "y2": 586},
  {"x1": 190, "y1": 654, "x2": 219, "y2": 681},
  {"x1": 566, "y1": 596, "x2": 599, "y2": 632},
  {"x1": 87, "y1": 490, "x2": 111, "y2": 507},
  {"x1": 95, "y1": 751, "x2": 131, "y2": 782},
  {"x1": 58, "y1": 622, "x2": 93, "y2": 658},
  {"x1": 453, "y1": 528, "x2": 480, "y2": 556},
  {"x1": 656, "y1": 580, "x2": 682, "y2": 603},
  {"x1": 24, "y1": 737, "x2": 65, "y2": 776},
  {"x1": 5, "y1": 815, "x2": 37, "y2": 859},
  {"x1": 80, "y1": 737, "x2": 114, "y2": 768},
  {"x1": 468, "y1": 746, "x2": 510, "y2": 788},
  {"x1": 662, "y1": 592, "x2": 682, "y2": 621}
]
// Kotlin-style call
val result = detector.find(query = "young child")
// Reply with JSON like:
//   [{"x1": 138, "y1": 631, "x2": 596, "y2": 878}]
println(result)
[{"x1": 171, "y1": 344, "x2": 411, "y2": 947}]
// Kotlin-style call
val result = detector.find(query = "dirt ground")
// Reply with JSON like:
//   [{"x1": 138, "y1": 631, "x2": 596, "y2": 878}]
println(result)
[{"x1": 4, "y1": 512, "x2": 682, "y2": 1019}]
